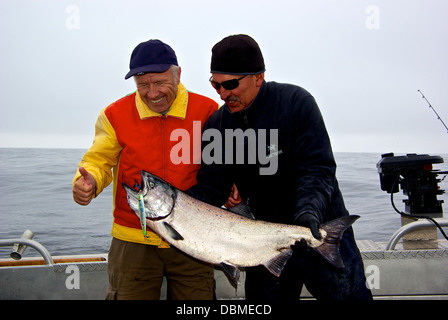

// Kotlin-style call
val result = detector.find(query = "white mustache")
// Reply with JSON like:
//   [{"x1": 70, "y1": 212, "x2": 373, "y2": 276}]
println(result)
[{"x1": 225, "y1": 96, "x2": 240, "y2": 103}]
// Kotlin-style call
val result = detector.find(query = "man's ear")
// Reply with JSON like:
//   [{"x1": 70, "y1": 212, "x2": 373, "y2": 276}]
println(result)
[{"x1": 255, "y1": 72, "x2": 264, "y2": 87}]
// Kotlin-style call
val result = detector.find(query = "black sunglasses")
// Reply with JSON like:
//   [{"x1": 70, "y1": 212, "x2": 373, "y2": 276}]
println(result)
[{"x1": 209, "y1": 75, "x2": 248, "y2": 91}]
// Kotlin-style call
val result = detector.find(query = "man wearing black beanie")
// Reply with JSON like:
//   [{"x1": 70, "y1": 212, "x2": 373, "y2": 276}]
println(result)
[{"x1": 188, "y1": 34, "x2": 372, "y2": 300}]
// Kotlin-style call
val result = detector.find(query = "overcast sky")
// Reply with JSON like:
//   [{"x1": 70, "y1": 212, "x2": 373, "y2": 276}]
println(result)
[{"x1": 1, "y1": 0, "x2": 447, "y2": 154}]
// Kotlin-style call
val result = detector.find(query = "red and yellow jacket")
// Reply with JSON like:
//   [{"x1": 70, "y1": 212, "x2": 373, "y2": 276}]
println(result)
[{"x1": 73, "y1": 83, "x2": 219, "y2": 246}]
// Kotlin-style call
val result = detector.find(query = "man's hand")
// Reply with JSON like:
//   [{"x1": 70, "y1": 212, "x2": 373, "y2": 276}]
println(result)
[
  {"x1": 224, "y1": 183, "x2": 242, "y2": 209},
  {"x1": 73, "y1": 167, "x2": 97, "y2": 206},
  {"x1": 296, "y1": 213, "x2": 322, "y2": 240}
]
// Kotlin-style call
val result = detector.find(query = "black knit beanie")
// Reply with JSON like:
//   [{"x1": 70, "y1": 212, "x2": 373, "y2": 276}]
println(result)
[{"x1": 210, "y1": 34, "x2": 265, "y2": 75}]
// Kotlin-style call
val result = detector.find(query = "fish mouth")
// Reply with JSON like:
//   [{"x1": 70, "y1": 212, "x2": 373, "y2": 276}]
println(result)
[
  {"x1": 122, "y1": 183, "x2": 141, "y2": 213},
  {"x1": 122, "y1": 182, "x2": 156, "y2": 219},
  {"x1": 122, "y1": 182, "x2": 138, "y2": 198},
  {"x1": 122, "y1": 171, "x2": 177, "y2": 220}
]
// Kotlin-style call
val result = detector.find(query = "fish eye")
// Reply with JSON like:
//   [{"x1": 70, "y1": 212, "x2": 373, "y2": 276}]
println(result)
[{"x1": 149, "y1": 182, "x2": 155, "y2": 189}]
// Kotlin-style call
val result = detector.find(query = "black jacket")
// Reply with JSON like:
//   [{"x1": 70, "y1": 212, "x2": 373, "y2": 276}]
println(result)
[{"x1": 188, "y1": 80, "x2": 349, "y2": 224}]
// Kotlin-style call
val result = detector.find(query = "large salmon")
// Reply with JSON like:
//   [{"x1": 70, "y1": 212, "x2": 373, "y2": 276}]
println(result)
[{"x1": 123, "y1": 170, "x2": 359, "y2": 284}]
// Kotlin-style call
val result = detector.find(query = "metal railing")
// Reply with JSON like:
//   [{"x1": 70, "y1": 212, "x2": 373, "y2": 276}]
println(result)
[
  {"x1": 0, "y1": 230, "x2": 54, "y2": 266},
  {"x1": 386, "y1": 218, "x2": 448, "y2": 250}
]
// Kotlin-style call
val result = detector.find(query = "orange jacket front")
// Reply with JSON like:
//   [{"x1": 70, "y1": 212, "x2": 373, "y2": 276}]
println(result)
[{"x1": 73, "y1": 83, "x2": 219, "y2": 246}]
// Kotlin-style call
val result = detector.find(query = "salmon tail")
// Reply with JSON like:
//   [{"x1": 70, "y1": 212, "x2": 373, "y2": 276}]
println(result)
[{"x1": 313, "y1": 215, "x2": 360, "y2": 269}]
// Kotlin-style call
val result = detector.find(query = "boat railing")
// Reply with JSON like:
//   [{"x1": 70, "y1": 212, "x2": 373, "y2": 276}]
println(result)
[
  {"x1": 386, "y1": 218, "x2": 448, "y2": 250},
  {"x1": 0, "y1": 238, "x2": 54, "y2": 266}
]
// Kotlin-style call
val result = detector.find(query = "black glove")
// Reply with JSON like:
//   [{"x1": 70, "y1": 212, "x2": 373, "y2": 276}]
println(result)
[{"x1": 295, "y1": 213, "x2": 322, "y2": 240}]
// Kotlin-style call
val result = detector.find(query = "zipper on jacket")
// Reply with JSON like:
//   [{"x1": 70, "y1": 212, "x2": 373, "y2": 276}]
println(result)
[{"x1": 161, "y1": 115, "x2": 167, "y2": 180}]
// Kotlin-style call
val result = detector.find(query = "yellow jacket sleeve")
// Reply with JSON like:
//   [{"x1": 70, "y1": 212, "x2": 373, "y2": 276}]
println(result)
[{"x1": 72, "y1": 108, "x2": 122, "y2": 197}]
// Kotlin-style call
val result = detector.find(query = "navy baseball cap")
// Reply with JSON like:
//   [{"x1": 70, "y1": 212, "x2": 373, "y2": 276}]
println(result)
[{"x1": 125, "y1": 39, "x2": 178, "y2": 79}]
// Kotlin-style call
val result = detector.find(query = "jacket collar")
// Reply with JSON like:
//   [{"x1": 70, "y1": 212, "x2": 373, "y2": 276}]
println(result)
[{"x1": 135, "y1": 82, "x2": 188, "y2": 120}]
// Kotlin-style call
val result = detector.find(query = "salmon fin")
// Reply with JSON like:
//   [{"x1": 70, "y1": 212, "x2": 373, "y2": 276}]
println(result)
[
  {"x1": 314, "y1": 215, "x2": 360, "y2": 269},
  {"x1": 220, "y1": 262, "x2": 240, "y2": 287},
  {"x1": 264, "y1": 249, "x2": 293, "y2": 277},
  {"x1": 163, "y1": 222, "x2": 184, "y2": 241},
  {"x1": 227, "y1": 201, "x2": 255, "y2": 220}
]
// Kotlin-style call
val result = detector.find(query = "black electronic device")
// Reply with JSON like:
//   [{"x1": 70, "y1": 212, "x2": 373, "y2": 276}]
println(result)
[{"x1": 377, "y1": 153, "x2": 446, "y2": 218}]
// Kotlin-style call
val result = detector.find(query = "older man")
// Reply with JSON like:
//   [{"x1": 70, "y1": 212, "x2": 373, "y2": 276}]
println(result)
[
  {"x1": 72, "y1": 39, "x2": 218, "y2": 300},
  {"x1": 188, "y1": 34, "x2": 372, "y2": 300}
]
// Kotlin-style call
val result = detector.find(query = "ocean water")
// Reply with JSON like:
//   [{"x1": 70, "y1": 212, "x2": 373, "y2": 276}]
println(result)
[{"x1": 0, "y1": 148, "x2": 447, "y2": 258}]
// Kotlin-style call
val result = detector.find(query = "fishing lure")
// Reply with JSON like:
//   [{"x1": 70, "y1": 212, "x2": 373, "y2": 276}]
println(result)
[{"x1": 138, "y1": 193, "x2": 147, "y2": 236}]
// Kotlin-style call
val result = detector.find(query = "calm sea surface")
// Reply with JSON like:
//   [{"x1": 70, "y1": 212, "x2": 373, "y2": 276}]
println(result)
[{"x1": 0, "y1": 148, "x2": 447, "y2": 257}]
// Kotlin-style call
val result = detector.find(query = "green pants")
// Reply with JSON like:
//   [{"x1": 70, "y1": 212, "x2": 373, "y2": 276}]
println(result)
[{"x1": 106, "y1": 237, "x2": 215, "y2": 300}]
